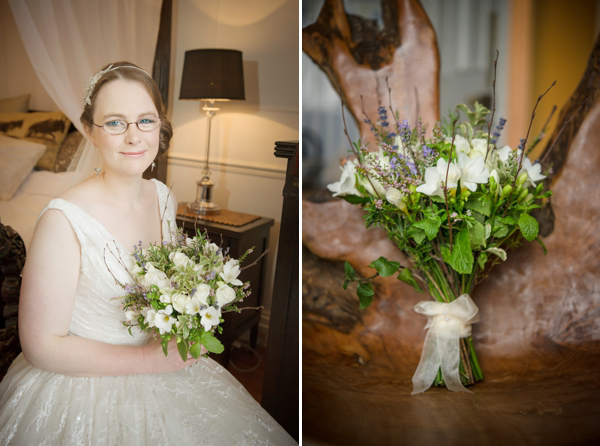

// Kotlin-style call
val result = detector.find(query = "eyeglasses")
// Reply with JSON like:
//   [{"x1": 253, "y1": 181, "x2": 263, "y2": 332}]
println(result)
[{"x1": 93, "y1": 117, "x2": 161, "y2": 135}]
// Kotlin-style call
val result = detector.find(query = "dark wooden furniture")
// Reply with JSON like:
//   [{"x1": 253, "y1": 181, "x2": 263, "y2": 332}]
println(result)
[
  {"x1": 176, "y1": 212, "x2": 274, "y2": 367},
  {"x1": 261, "y1": 141, "x2": 299, "y2": 441}
]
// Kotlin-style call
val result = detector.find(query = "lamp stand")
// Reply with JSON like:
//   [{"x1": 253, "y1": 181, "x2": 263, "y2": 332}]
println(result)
[{"x1": 186, "y1": 101, "x2": 221, "y2": 215}]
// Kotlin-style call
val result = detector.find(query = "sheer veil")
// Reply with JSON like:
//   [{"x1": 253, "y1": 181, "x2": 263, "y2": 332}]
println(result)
[{"x1": 65, "y1": 137, "x2": 101, "y2": 190}]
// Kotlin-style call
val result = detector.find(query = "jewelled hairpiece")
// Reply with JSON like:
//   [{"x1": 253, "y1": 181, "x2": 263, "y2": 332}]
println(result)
[{"x1": 83, "y1": 64, "x2": 151, "y2": 107}]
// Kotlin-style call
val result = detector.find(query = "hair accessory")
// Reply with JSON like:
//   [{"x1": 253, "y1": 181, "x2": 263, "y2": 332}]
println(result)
[{"x1": 83, "y1": 64, "x2": 152, "y2": 107}]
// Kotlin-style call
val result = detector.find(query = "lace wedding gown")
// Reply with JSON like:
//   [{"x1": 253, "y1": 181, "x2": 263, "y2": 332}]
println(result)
[{"x1": 0, "y1": 179, "x2": 296, "y2": 446}]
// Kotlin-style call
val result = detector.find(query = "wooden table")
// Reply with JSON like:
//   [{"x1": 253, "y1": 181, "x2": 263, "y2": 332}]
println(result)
[{"x1": 176, "y1": 206, "x2": 274, "y2": 367}]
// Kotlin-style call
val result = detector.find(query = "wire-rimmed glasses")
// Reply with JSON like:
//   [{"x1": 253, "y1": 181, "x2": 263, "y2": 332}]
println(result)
[{"x1": 93, "y1": 116, "x2": 161, "y2": 135}]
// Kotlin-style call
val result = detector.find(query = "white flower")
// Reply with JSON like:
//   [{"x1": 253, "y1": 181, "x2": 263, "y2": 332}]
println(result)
[
  {"x1": 216, "y1": 283, "x2": 237, "y2": 306},
  {"x1": 171, "y1": 293, "x2": 192, "y2": 314},
  {"x1": 327, "y1": 159, "x2": 360, "y2": 197},
  {"x1": 457, "y1": 153, "x2": 489, "y2": 192},
  {"x1": 185, "y1": 297, "x2": 202, "y2": 315},
  {"x1": 200, "y1": 306, "x2": 221, "y2": 331},
  {"x1": 194, "y1": 284, "x2": 211, "y2": 306},
  {"x1": 385, "y1": 188, "x2": 407, "y2": 212},
  {"x1": 416, "y1": 158, "x2": 460, "y2": 198},
  {"x1": 159, "y1": 293, "x2": 172, "y2": 304},
  {"x1": 194, "y1": 263, "x2": 205, "y2": 275},
  {"x1": 142, "y1": 308, "x2": 157, "y2": 327},
  {"x1": 521, "y1": 157, "x2": 546, "y2": 187},
  {"x1": 155, "y1": 311, "x2": 176, "y2": 334},
  {"x1": 204, "y1": 243, "x2": 223, "y2": 260},
  {"x1": 469, "y1": 138, "x2": 489, "y2": 159},
  {"x1": 125, "y1": 310, "x2": 137, "y2": 322},
  {"x1": 219, "y1": 259, "x2": 243, "y2": 286},
  {"x1": 447, "y1": 135, "x2": 471, "y2": 155},
  {"x1": 185, "y1": 237, "x2": 195, "y2": 248},
  {"x1": 142, "y1": 264, "x2": 171, "y2": 290},
  {"x1": 169, "y1": 251, "x2": 193, "y2": 269},
  {"x1": 497, "y1": 145, "x2": 514, "y2": 162}
]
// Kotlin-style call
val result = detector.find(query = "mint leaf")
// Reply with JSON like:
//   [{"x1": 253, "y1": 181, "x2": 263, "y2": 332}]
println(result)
[
  {"x1": 465, "y1": 193, "x2": 492, "y2": 216},
  {"x1": 369, "y1": 257, "x2": 400, "y2": 277},
  {"x1": 477, "y1": 252, "x2": 488, "y2": 269},
  {"x1": 441, "y1": 244, "x2": 452, "y2": 264},
  {"x1": 449, "y1": 228, "x2": 474, "y2": 274},
  {"x1": 412, "y1": 217, "x2": 442, "y2": 241},
  {"x1": 535, "y1": 236, "x2": 548, "y2": 255},
  {"x1": 518, "y1": 213, "x2": 539, "y2": 242},
  {"x1": 341, "y1": 194, "x2": 369, "y2": 205},
  {"x1": 357, "y1": 282, "x2": 375, "y2": 309},
  {"x1": 200, "y1": 331, "x2": 225, "y2": 354},
  {"x1": 407, "y1": 227, "x2": 426, "y2": 245},
  {"x1": 177, "y1": 339, "x2": 189, "y2": 362},
  {"x1": 468, "y1": 221, "x2": 486, "y2": 250},
  {"x1": 492, "y1": 221, "x2": 508, "y2": 238},
  {"x1": 344, "y1": 261, "x2": 356, "y2": 280},
  {"x1": 189, "y1": 342, "x2": 203, "y2": 359},
  {"x1": 398, "y1": 268, "x2": 423, "y2": 292}
]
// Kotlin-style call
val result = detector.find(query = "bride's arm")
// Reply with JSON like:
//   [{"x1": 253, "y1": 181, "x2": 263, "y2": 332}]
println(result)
[{"x1": 18, "y1": 209, "x2": 194, "y2": 377}]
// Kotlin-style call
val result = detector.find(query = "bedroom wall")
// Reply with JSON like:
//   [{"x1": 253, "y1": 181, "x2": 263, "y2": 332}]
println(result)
[{"x1": 168, "y1": 0, "x2": 299, "y2": 343}]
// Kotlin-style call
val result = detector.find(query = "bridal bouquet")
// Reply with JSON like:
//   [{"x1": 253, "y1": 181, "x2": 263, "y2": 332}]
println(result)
[
  {"x1": 328, "y1": 99, "x2": 552, "y2": 393},
  {"x1": 111, "y1": 226, "x2": 252, "y2": 361}
]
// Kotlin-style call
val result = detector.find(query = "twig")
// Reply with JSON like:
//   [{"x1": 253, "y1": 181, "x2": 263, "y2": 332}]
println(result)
[
  {"x1": 526, "y1": 105, "x2": 556, "y2": 156},
  {"x1": 540, "y1": 98, "x2": 587, "y2": 164},
  {"x1": 240, "y1": 248, "x2": 269, "y2": 271},
  {"x1": 222, "y1": 305, "x2": 264, "y2": 314},
  {"x1": 386, "y1": 77, "x2": 399, "y2": 127},
  {"x1": 444, "y1": 118, "x2": 458, "y2": 252},
  {"x1": 485, "y1": 50, "x2": 499, "y2": 163},
  {"x1": 340, "y1": 94, "x2": 382, "y2": 199}
]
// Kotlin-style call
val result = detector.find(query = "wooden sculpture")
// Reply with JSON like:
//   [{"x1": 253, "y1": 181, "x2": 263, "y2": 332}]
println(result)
[{"x1": 302, "y1": 1, "x2": 600, "y2": 444}]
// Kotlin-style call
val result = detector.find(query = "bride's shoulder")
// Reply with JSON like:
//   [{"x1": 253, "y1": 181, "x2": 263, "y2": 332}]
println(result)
[{"x1": 57, "y1": 176, "x2": 100, "y2": 208}]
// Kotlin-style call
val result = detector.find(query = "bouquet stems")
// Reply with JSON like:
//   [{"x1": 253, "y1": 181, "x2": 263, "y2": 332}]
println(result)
[{"x1": 422, "y1": 258, "x2": 484, "y2": 388}]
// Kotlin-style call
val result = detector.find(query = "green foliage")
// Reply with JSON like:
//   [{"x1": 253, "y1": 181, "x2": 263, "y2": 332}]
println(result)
[
  {"x1": 199, "y1": 331, "x2": 224, "y2": 354},
  {"x1": 357, "y1": 282, "x2": 375, "y2": 309},
  {"x1": 518, "y1": 213, "x2": 539, "y2": 242},
  {"x1": 412, "y1": 217, "x2": 442, "y2": 241},
  {"x1": 468, "y1": 221, "x2": 486, "y2": 250},
  {"x1": 399, "y1": 268, "x2": 423, "y2": 292},
  {"x1": 449, "y1": 228, "x2": 474, "y2": 274},
  {"x1": 465, "y1": 193, "x2": 492, "y2": 216},
  {"x1": 369, "y1": 257, "x2": 400, "y2": 277}
]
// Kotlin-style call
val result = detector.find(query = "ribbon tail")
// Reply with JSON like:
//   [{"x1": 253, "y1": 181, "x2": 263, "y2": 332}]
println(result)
[
  {"x1": 411, "y1": 329, "x2": 441, "y2": 394},
  {"x1": 440, "y1": 336, "x2": 472, "y2": 394}
]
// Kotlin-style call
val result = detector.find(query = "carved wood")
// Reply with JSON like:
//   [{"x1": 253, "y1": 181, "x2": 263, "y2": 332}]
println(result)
[
  {"x1": 303, "y1": 0, "x2": 439, "y2": 147},
  {"x1": 302, "y1": 2, "x2": 600, "y2": 444}
]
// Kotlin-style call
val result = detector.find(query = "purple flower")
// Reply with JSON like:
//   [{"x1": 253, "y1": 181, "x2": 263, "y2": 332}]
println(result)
[{"x1": 375, "y1": 199, "x2": 383, "y2": 209}]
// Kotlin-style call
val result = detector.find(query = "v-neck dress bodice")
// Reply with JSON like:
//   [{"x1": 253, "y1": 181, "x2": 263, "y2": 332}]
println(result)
[{"x1": 0, "y1": 179, "x2": 296, "y2": 446}]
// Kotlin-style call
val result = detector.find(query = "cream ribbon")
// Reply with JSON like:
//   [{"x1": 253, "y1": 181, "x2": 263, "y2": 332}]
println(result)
[{"x1": 411, "y1": 294, "x2": 479, "y2": 394}]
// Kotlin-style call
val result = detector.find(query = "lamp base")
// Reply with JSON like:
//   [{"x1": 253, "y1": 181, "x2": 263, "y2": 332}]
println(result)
[{"x1": 186, "y1": 176, "x2": 221, "y2": 215}]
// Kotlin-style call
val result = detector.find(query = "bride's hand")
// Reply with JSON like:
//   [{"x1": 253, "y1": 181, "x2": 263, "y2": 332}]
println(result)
[{"x1": 143, "y1": 338, "x2": 208, "y2": 374}]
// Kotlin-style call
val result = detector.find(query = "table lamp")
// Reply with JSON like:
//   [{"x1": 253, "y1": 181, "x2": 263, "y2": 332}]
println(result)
[{"x1": 179, "y1": 49, "x2": 245, "y2": 215}]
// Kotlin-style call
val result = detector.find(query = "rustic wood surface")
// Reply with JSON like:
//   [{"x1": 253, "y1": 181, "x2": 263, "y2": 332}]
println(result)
[{"x1": 302, "y1": 2, "x2": 600, "y2": 445}]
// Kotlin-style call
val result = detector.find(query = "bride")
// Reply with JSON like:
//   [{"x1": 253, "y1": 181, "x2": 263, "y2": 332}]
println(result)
[{"x1": 0, "y1": 62, "x2": 296, "y2": 445}]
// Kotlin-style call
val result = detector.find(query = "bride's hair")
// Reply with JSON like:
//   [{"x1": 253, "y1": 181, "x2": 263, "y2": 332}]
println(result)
[{"x1": 80, "y1": 61, "x2": 173, "y2": 157}]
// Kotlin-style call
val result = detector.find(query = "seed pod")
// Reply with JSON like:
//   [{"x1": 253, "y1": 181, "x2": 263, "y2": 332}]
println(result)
[
  {"x1": 501, "y1": 184, "x2": 512, "y2": 198},
  {"x1": 517, "y1": 188, "x2": 529, "y2": 202},
  {"x1": 516, "y1": 171, "x2": 528, "y2": 187},
  {"x1": 489, "y1": 175, "x2": 497, "y2": 193}
]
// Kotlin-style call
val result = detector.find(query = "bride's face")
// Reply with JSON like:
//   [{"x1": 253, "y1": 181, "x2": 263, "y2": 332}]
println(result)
[{"x1": 88, "y1": 79, "x2": 160, "y2": 177}]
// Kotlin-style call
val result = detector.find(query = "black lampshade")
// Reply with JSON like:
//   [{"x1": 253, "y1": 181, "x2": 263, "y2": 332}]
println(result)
[{"x1": 179, "y1": 49, "x2": 245, "y2": 101}]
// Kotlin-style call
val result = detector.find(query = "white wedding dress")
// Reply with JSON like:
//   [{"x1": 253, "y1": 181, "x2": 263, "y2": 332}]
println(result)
[{"x1": 0, "y1": 179, "x2": 296, "y2": 446}]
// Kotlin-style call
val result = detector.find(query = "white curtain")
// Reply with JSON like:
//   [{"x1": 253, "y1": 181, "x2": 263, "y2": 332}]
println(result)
[{"x1": 7, "y1": 0, "x2": 162, "y2": 133}]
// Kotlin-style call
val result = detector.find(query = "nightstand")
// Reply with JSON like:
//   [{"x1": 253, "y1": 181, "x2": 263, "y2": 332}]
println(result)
[{"x1": 176, "y1": 207, "x2": 274, "y2": 367}]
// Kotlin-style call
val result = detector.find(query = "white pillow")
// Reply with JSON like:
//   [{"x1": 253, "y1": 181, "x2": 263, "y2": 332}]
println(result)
[{"x1": 0, "y1": 134, "x2": 47, "y2": 200}]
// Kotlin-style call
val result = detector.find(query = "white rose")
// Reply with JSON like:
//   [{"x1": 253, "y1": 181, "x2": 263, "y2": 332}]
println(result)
[
  {"x1": 216, "y1": 283, "x2": 236, "y2": 307},
  {"x1": 194, "y1": 284, "x2": 211, "y2": 305},
  {"x1": 200, "y1": 306, "x2": 221, "y2": 331},
  {"x1": 385, "y1": 188, "x2": 407, "y2": 212},
  {"x1": 447, "y1": 134, "x2": 470, "y2": 155},
  {"x1": 171, "y1": 293, "x2": 192, "y2": 314},
  {"x1": 219, "y1": 259, "x2": 243, "y2": 286},
  {"x1": 143, "y1": 264, "x2": 170, "y2": 290},
  {"x1": 159, "y1": 293, "x2": 172, "y2": 304},
  {"x1": 169, "y1": 251, "x2": 193, "y2": 269}
]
